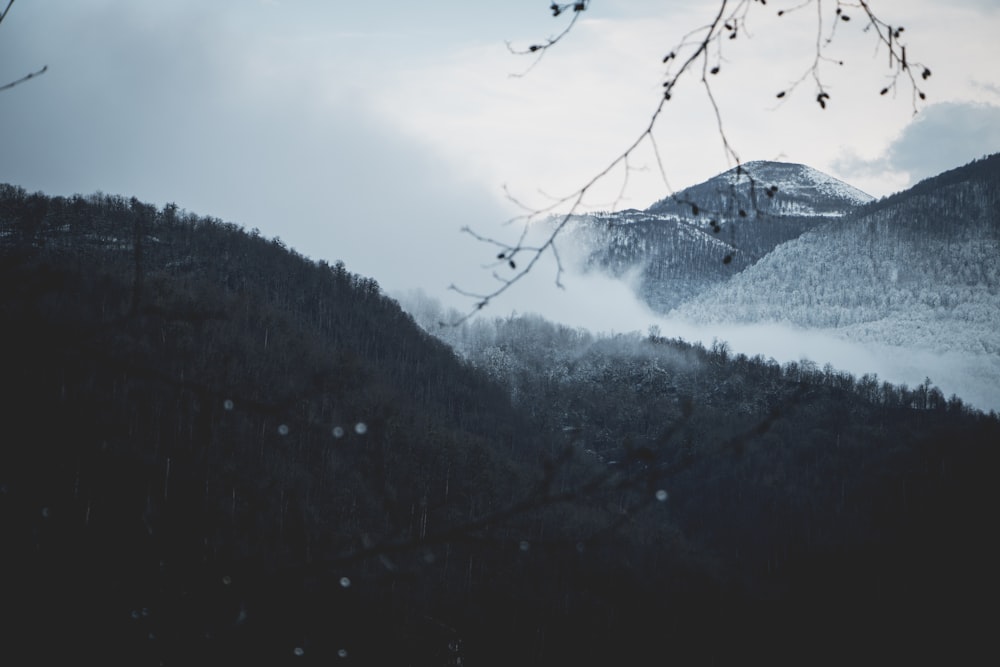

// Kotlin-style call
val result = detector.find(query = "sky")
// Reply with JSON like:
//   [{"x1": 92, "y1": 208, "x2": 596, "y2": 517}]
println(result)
[{"x1": 2, "y1": 0, "x2": 1000, "y2": 399}]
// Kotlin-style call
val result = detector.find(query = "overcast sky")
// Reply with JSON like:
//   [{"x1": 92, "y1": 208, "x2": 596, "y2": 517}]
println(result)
[{"x1": 2, "y1": 0, "x2": 999, "y2": 316}]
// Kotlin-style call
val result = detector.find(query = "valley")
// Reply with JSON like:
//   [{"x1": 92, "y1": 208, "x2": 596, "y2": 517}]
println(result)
[
  {"x1": 0, "y1": 159, "x2": 997, "y2": 664},
  {"x1": 551, "y1": 155, "x2": 1000, "y2": 411}
]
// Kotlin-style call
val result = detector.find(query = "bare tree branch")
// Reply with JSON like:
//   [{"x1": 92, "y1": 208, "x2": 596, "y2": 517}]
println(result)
[
  {"x1": 0, "y1": 64, "x2": 47, "y2": 92},
  {"x1": 0, "y1": 0, "x2": 48, "y2": 92},
  {"x1": 0, "y1": 0, "x2": 15, "y2": 25},
  {"x1": 453, "y1": 0, "x2": 931, "y2": 322},
  {"x1": 449, "y1": 0, "x2": 734, "y2": 324},
  {"x1": 506, "y1": 1, "x2": 591, "y2": 77}
]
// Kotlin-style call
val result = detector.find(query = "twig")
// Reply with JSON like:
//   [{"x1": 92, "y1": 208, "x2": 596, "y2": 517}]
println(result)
[
  {"x1": 455, "y1": 0, "x2": 929, "y2": 321},
  {"x1": 0, "y1": 0, "x2": 48, "y2": 92},
  {"x1": 0, "y1": 64, "x2": 47, "y2": 92},
  {"x1": 451, "y1": 1, "x2": 737, "y2": 323},
  {"x1": 506, "y1": 2, "x2": 591, "y2": 77},
  {"x1": 0, "y1": 0, "x2": 15, "y2": 25}
]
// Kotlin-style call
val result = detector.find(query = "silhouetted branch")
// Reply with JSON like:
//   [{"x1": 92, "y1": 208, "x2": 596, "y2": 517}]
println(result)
[
  {"x1": 506, "y1": 1, "x2": 590, "y2": 77},
  {"x1": 773, "y1": 0, "x2": 929, "y2": 109},
  {"x1": 455, "y1": 0, "x2": 930, "y2": 320},
  {"x1": 0, "y1": 0, "x2": 14, "y2": 24},
  {"x1": 0, "y1": 64, "x2": 47, "y2": 92},
  {"x1": 0, "y1": 0, "x2": 47, "y2": 92}
]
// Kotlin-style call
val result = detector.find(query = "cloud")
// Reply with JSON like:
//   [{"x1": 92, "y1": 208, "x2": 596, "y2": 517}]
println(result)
[
  {"x1": 834, "y1": 102, "x2": 1000, "y2": 189},
  {"x1": 409, "y1": 244, "x2": 1000, "y2": 412}
]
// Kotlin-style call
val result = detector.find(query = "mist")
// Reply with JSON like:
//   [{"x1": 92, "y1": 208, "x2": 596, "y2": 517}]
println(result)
[
  {"x1": 5, "y1": 0, "x2": 996, "y2": 412},
  {"x1": 407, "y1": 248, "x2": 1000, "y2": 413}
]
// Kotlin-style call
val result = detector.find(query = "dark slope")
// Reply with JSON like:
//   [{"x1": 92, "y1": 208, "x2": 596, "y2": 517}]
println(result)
[
  {"x1": 421, "y1": 302, "x2": 1000, "y2": 664},
  {"x1": 0, "y1": 187, "x2": 569, "y2": 664},
  {"x1": 866, "y1": 152, "x2": 1000, "y2": 211},
  {"x1": 2, "y1": 185, "x2": 999, "y2": 665}
]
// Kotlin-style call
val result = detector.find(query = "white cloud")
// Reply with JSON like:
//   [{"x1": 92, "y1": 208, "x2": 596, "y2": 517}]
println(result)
[
  {"x1": 833, "y1": 102, "x2": 1000, "y2": 188},
  {"x1": 368, "y1": 0, "x2": 1000, "y2": 211}
]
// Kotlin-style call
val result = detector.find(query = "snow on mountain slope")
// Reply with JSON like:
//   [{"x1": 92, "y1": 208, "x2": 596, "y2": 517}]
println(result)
[
  {"x1": 560, "y1": 161, "x2": 873, "y2": 312},
  {"x1": 674, "y1": 156, "x2": 1000, "y2": 358},
  {"x1": 648, "y1": 160, "x2": 873, "y2": 220},
  {"x1": 718, "y1": 161, "x2": 873, "y2": 208}
]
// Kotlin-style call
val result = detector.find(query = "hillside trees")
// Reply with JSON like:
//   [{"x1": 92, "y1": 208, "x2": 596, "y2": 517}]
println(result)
[
  {"x1": 673, "y1": 155, "x2": 1000, "y2": 357},
  {"x1": 3, "y1": 184, "x2": 1000, "y2": 662},
  {"x1": 1, "y1": 186, "x2": 702, "y2": 662},
  {"x1": 412, "y1": 303, "x2": 1000, "y2": 628}
]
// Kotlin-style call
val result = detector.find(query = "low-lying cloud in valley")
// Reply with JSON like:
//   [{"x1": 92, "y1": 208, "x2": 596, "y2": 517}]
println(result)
[{"x1": 423, "y1": 248, "x2": 1000, "y2": 413}]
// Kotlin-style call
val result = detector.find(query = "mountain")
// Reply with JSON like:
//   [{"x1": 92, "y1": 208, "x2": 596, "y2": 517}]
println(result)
[
  {"x1": 647, "y1": 160, "x2": 873, "y2": 218},
  {"x1": 561, "y1": 161, "x2": 873, "y2": 311},
  {"x1": 409, "y1": 302, "x2": 1000, "y2": 665},
  {"x1": 673, "y1": 155, "x2": 1000, "y2": 406},
  {"x1": 0, "y1": 186, "x2": 560, "y2": 664}
]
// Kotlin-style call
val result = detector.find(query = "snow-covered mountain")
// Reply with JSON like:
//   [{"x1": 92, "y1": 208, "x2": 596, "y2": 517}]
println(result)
[
  {"x1": 675, "y1": 155, "x2": 1000, "y2": 352},
  {"x1": 554, "y1": 156, "x2": 1000, "y2": 410},
  {"x1": 647, "y1": 160, "x2": 873, "y2": 219},
  {"x1": 561, "y1": 161, "x2": 873, "y2": 311},
  {"x1": 671, "y1": 155, "x2": 1000, "y2": 409}
]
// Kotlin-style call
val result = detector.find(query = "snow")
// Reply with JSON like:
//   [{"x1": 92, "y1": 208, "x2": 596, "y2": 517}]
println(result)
[
  {"x1": 729, "y1": 161, "x2": 874, "y2": 207},
  {"x1": 550, "y1": 158, "x2": 1000, "y2": 410}
]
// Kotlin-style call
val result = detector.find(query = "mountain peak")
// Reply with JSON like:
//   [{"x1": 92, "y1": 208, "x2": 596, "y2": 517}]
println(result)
[
  {"x1": 721, "y1": 161, "x2": 873, "y2": 206},
  {"x1": 648, "y1": 160, "x2": 872, "y2": 218}
]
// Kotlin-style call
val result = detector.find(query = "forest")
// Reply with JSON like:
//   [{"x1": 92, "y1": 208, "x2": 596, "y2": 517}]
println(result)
[
  {"x1": 675, "y1": 155, "x2": 1000, "y2": 352},
  {"x1": 1, "y1": 183, "x2": 998, "y2": 665}
]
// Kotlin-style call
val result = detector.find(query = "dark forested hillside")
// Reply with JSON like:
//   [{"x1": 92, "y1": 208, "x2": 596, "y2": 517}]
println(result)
[
  {"x1": 0, "y1": 186, "x2": 561, "y2": 664},
  {"x1": 415, "y1": 304, "x2": 1000, "y2": 664},
  {"x1": 2, "y1": 185, "x2": 998, "y2": 665}
]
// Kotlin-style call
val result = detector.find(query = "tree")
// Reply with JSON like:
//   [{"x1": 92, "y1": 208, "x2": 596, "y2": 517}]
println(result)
[
  {"x1": 453, "y1": 0, "x2": 931, "y2": 319},
  {"x1": 0, "y1": 1, "x2": 47, "y2": 92}
]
